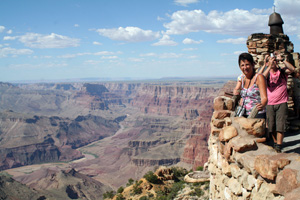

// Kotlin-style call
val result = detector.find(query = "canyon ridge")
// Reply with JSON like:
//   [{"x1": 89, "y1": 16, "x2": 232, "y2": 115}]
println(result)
[{"x1": 0, "y1": 79, "x2": 230, "y2": 198}]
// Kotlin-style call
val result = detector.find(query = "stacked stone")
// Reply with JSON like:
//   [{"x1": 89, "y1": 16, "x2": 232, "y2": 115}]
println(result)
[
  {"x1": 208, "y1": 96, "x2": 300, "y2": 200},
  {"x1": 247, "y1": 33, "x2": 298, "y2": 70}
]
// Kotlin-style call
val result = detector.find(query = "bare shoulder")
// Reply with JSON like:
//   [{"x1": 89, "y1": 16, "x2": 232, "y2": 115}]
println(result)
[{"x1": 256, "y1": 73, "x2": 265, "y2": 80}]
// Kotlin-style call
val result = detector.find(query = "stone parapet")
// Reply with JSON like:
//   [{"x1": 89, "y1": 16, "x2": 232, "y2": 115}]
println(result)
[{"x1": 208, "y1": 96, "x2": 300, "y2": 200}]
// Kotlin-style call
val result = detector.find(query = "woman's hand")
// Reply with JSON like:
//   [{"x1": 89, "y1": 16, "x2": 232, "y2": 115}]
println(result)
[
  {"x1": 264, "y1": 55, "x2": 269, "y2": 66},
  {"x1": 269, "y1": 57, "x2": 277, "y2": 68},
  {"x1": 276, "y1": 53, "x2": 285, "y2": 62},
  {"x1": 256, "y1": 103, "x2": 264, "y2": 111}
]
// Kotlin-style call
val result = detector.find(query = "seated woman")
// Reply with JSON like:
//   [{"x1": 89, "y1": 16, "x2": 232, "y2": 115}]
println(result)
[{"x1": 236, "y1": 53, "x2": 268, "y2": 118}]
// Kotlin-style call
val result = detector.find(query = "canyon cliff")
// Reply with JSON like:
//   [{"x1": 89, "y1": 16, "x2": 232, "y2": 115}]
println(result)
[{"x1": 1, "y1": 79, "x2": 226, "y2": 190}]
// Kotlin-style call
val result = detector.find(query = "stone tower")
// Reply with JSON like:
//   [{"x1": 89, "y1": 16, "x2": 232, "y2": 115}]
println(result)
[{"x1": 247, "y1": 12, "x2": 299, "y2": 70}]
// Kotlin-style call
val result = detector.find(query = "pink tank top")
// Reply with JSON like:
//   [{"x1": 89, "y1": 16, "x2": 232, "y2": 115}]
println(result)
[{"x1": 267, "y1": 69, "x2": 288, "y2": 105}]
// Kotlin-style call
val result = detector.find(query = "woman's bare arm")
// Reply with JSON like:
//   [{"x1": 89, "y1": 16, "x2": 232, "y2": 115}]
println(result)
[{"x1": 256, "y1": 74, "x2": 268, "y2": 111}]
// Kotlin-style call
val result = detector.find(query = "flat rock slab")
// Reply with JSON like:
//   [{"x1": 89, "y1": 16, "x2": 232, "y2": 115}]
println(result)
[{"x1": 184, "y1": 171, "x2": 210, "y2": 183}]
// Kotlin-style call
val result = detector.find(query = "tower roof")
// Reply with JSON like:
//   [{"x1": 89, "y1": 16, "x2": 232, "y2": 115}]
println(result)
[{"x1": 268, "y1": 12, "x2": 284, "y2": 26}]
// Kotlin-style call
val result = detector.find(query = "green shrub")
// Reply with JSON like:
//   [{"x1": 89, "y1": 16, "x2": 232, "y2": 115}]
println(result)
[
  {"x1": 189, "y1": 187, "x2": 204, "y2": 197},
  {"x1": 196, "y1": 166, "x2": 203, "y2": 171},
  {"x1": 127, "y1": 178, "x2": 134, "y2": 186},
  {"x1": 131, "y1": 183, "x2": 142, "y2": 195},
  {"x1": 171, "y1": 167, "x2": 188, "y2": 181},
  {"x1": 204, "y1": 181, "x2": 209, "y2": 190},
  {"x1": 155, "y1": 190, "x2": 168, "y2": 200},
  {"x1": 143, "y1": 171, "x2": 161, "y2": 184},
  {"x1": 139, "y1": 196, "x2": 149, "y2": 200},
  {"x1": 147, "y1": 192, "x2": 154, "y2": 198},
  {"x1": 166, "y1": 181, "x2": 185, "y2": 199},
  {"x1": 116, "y1": 193, "x2": 126, "y2": 200},
  {"x1": 117, "y1": 186, "x2": 124, "y2": 193},
  {"x1": 103, "y1": 190, "x2": 115, "y2": 199}
]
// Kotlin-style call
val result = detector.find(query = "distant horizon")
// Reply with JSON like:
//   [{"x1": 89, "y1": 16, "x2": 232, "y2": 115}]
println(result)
[{"x1": 7, "y1": 75, "x2": 236, "y2": 84}]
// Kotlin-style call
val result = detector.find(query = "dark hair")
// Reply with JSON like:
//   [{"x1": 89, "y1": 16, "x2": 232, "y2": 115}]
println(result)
[{"x1": 238, "y1": 53, "x2": 255, "y2": 66}]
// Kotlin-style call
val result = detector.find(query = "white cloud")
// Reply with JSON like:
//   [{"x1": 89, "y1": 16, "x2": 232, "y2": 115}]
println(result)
[
  {"x1": 129, "y1": 57, "x2": 144, "y2": 62},
  {"x1": 13, "y1": 33, "x2": 80, "y2": 48},
  {"x1": 9, "y1": 62, "x2": 68, "y2": 69},
  {"x1": 94, "y1": 51, "x2": 115, "y2": 56},
  {"x1": 273, "y1": 0, "x2": 300, "y2": 37},
  {"x1": 101, "y1": 56, "x2": 118, "y2": 59},
  {"x1": 164, "y1": 9, "x2": 268, "y2": 36},
  {"x1": 139, "y1": 52, "x2": 182, "y2": 59},
  {"x1": 96, "y1": 26, "x2": 160, "y2": 42},
  {"x1": 84, "y1": 60, "x2": 103, "y2": 65},
  {"x1": 234, "y1": 51, "x2": 244, "y2": 55},
  {"x1": 174, "y1": 0, "x2": 199, "y2": 6},
  {"x1": 6, "y1": 30, "x2": 12, "y2": 34},
  {"x1": 58, "y1": 51, "x2": 117, "y2": 58},
  {"x1": 159, "y1": 52, "x2": 182, "y2": 59},
  {"x1": 217, "y1": 37, "x2": 246, "y2": 44},
  {"x1": 0, "y1": 26, "x2": 5, "y2": 33},
  {"x1": 0, "y1": 47, "x2": 33, "y2": 58},
  {"x1": 140, "y1": 53, "x2": 157, "y2": 57},
  {"x1": 93, "y1": 41, "x2": 102, "y2": 45},
  {"x1": 74, "y1": 24, "x2": 79, "y2": 27},
  {"x1": 251, "y1": 8, "x2": 272, "y2": 15},
  {"x1": 157, "y1": 16, "x2": 165, "y2": 21},
  {"x1": 182, "y1": 47, "x2": 198, "y2": 51},
  {"x1": 3, "y1": 36, "x2": 17, "y2": 40},
  {"x1": 182, "y1": 38, "x2": 203, "y2": 44},
  {"x1": 188, "y1": 55, "x2": 199, "y2": 59},
  {"x1": 152, "y1": 35, "x2": 178, "y2": 46},
  {"x1": 275, "y1": 0, "x2": 300, "y2": 17}
]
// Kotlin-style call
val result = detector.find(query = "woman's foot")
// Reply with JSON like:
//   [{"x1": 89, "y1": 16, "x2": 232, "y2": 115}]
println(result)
[{"x1": 274, "y1": 143, "x2": 282, "y2": 153}]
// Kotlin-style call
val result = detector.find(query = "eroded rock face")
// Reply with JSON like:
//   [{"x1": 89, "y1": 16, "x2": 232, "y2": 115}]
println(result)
[
  {"x1": 0, "y1": 111, "x2": 119, "y2": 170},
  {"x1": 13, "y1": 168, "x2": 112, "y2": 199},
  {"x1": 0, "y1": 80, "x2": 225, "y2": 189}
]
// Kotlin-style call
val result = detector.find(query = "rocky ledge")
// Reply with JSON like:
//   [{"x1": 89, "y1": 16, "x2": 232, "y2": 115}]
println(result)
[{"x1": 208, "y1": 96, "x2": 300, "y2": 200}]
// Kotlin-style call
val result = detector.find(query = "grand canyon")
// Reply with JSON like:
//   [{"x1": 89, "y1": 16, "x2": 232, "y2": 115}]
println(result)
[{"x1": 0, "y1": 79, "x2": 230, "y2": 199}]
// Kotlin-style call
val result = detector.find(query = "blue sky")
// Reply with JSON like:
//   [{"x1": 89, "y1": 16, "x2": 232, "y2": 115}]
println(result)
[{"x1": 1, "y1": 0, "x2": 300, "y2": 82}]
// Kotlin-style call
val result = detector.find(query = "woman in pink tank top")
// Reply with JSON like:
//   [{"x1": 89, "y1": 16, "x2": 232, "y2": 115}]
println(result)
[{"x1": 263, "y1": 51, "x2": 295, "y2": 152}]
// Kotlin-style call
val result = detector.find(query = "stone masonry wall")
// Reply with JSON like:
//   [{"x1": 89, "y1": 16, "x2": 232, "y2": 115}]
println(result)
[
  {"x1": 247, "y1": 33, "x2": 299, "y2": 70},
  {"x1": 207, "y1": 96, "x2": 300, "y2": 200}
]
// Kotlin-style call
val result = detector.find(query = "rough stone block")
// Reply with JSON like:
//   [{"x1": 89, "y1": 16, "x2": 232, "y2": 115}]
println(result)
[
  {"x1": 224, "y1": 142, "x2": 233, "y2": 160},
  {"x1": 254, "y1": 154, "x2": 291, "y2": 181},
  {"x1": 228, "y1": 177, "x2": 243, "y2": 195},
  {"x1": 224, "y1": 117, "x2": 232, "y2": 126},
  {"x1": 211, "y1": 123, "x2": 222, "y2": 136},
  {"x1": 284, "y1": 187, "x2": 300, "y2": 200},
  {"x1": 219, "y1": 126, "x2": 238, "y2": 142},
  {"x1": 230, "y1": 136, "x2": 258, "y2": 153},
  {"x1": 230, "y1": 164, "x2": 242, "y2": 179},
  {"x1": 234, "y1": 117, "x2": 265, "y2": 137},
  {"x1": 212, "y1": 118, "x2": 226, "y2": 128},
  {"x1": 214, "y1": 96, "x2": 226, "y2": 111},
  {"x1": 221, "y1": 159, "x2": 231, "y2": 176},
  {"x1": 274, "y1": 168, "x2": 299, "y2": 195},
  {"x1": 213, "y1": 110, "x2": 232, "y2": 120}
]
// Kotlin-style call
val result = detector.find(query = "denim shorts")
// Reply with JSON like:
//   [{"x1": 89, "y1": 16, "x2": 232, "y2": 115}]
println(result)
[{"x1": 266, "y1": 102, "x2": 288, "y2": 133}]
